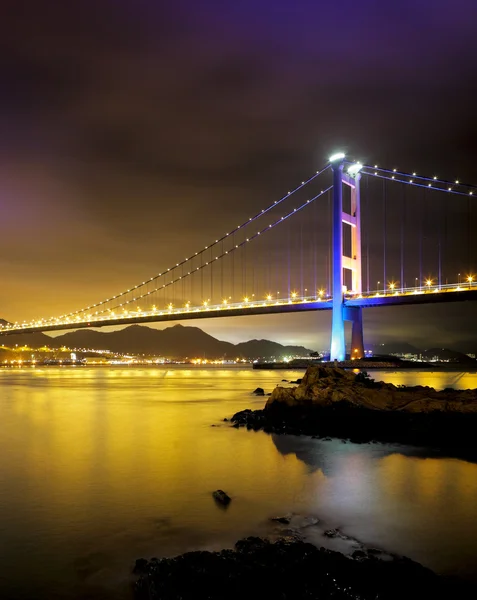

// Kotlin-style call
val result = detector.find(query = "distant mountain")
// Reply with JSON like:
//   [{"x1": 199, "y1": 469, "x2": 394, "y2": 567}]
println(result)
[
  {"x1": 17, "y1": 324, "x2": 314, "y2": 359},
  {"x1": 0, "y1": 319, "x2": 52, "y2": 348}
]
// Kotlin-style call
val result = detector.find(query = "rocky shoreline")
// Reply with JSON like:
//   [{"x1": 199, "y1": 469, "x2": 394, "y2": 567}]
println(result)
[
  {"x1": 133, "y1": 533, "x2": 475, "y2": 599},
  {"x1": 131, "y1": 368, "x2": 477, "y2": 599},
  {"x1": 230, "y1": 366, "x2": 477, "y2": 456}
]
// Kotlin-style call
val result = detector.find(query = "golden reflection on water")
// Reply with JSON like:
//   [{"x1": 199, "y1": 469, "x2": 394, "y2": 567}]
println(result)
[{"x1": 0, "y1": 366, "x2": 477, "y2": 598}]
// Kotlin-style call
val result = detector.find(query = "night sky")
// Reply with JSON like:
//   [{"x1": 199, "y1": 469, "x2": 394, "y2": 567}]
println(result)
[{"x1": 1, "y1": 0, "x2": 477, "y2": 351}]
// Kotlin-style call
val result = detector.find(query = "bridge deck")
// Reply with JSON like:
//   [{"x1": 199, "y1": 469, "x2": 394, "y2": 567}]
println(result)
[{"x1": 1, "y1": 286, "x2": 476, "y2": 336}]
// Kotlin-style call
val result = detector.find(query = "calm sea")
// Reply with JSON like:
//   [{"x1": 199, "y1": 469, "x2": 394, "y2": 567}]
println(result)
[{"x1": 0, "y1": 366, "x2": 476, "y2": 599}]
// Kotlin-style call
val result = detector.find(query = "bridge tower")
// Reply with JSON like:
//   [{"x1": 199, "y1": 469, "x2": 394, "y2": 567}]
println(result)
[{"x1": 329, "y1": 154, "x2": 364, "y2": 361}]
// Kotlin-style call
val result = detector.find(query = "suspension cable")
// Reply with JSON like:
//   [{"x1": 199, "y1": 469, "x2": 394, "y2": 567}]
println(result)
[{"x1": 56, "y1": 164, "x2": 332, "y2": 321}]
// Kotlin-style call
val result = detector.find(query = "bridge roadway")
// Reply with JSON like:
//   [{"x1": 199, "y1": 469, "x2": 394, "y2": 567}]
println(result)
[{"x1": 1, "y1": 283, "x2": 476, "y2": 336}]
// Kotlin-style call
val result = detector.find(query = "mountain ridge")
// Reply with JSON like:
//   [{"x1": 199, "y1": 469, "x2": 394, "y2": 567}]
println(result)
[{"x1": 0, "y1": 323, "x2": 314, "y2": 359}]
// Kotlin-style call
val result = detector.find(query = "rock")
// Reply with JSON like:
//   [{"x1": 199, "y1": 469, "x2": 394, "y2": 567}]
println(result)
[
  {"x1": 133, "y1": 558, "x2": 149, "y2": 574},
  {"x1": 352, "y1": 550, "x2": 368, "y2": 560},
  {"x1": 324, "y1": 529, "x2": 339, "y2": 538},
  {"x1": 253, "y1": 387, "x2": 265, "y2": 395},
  {"x1": 235, "y1": 536, "x2": 270, "y2": 553},
  {"x1": 270, "y1": 515, "x2": 291, "y2": 524},
  {"x1": 133, "y1": 535, "x2": 466, "y2": 600},
  {"x1": 281, "y1": 379, "x2": 288, "y2": 382},
  {"x1": 266, "y1": 366, "x2": 477, "y2": 414},
  {"x1": 212, "y1": 489, "x2": 231, "y2": 505},
  {"x1": 228, "y1": 367, "x2": 477, "y2": 454}
]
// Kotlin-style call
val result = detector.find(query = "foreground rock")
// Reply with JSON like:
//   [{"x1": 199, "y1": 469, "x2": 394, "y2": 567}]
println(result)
[
  {"x1": 231, "y1": 367, "x2": 477, "y2": 453},
  {"x1": 134, "y1": 536, "x2": 474, "y2": 599},
  {"x1": 212, "y1": 489, "x2": 231, "y2": 505}
]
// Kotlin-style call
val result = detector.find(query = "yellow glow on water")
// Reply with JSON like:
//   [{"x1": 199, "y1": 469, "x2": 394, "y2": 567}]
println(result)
[{"x1": 1, "y1": 367, "x2": 477, "y2": 597}]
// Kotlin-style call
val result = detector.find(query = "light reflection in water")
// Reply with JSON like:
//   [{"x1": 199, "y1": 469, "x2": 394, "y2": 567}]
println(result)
[{"x1": 0, "y1": 366, "x2": 476, "y2": 599}]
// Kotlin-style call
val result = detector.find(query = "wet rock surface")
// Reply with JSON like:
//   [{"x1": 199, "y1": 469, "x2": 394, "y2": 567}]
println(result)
[
  {"x1": 230, "y1": 367, "x2": 477, "y2": 454},
  {"x1": 134, "y1": 535, "x2": 475, "y2": 599}
]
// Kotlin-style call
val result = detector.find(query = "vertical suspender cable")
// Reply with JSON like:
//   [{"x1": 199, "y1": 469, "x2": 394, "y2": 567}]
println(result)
[
  {"x1": 366, "y1": 176, "x2": 370, "y2": 293},
  {"x1": 327, "y1": 190, "x2": 331, "y2": 294},
  {"x1": 401, "y1": 183, "x2": 405, "y2": 291},
  {"x1": 287, "y1": 224, "x2": 291, "y2": 296},
  {"x1": 468, "y1": 195, "x2": 471, "y2": 274},
  {"x1": 383, "y1": 179, "x2": 386, "y2": 291},
  {"x1": 300, "y1": 218, "x2": 303, "y2": 296},
  {"x1": 313, "y1": 194, "x2": 317, "y2": 294},
  {"x1": 419, "y1": 189, "x2": 423, "y2": 288},
  {"x1": 438, "y1": 192, "x2": 442, "y2": 289}
]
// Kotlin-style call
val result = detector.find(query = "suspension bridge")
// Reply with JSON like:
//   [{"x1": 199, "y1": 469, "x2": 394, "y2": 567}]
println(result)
[{"x1": 1, "y1": 153, "x2": 476, "y2": 361}]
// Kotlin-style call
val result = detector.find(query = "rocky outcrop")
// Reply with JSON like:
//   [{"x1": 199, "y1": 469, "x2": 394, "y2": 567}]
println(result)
[
  {"x1": 134, "y1": 536, "x2": 475, "y2": 599},
  {"x1": 266, "y1": 366, "x2": 477, "y2": 413},
  {"x1": 230, "y1": 368, "x2": 477, "y2": 453}
]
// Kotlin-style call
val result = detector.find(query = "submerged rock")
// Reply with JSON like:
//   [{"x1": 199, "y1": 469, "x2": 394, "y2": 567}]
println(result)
[
  {"x1": 212, "y1": 489, "x2": 231, "y2": 505},
  {"x1": 270, "y1": 515, "x2": 292, "y2": 524},
  {"x1": 253, "y1": 387, "x2": 265, "y2": 395}
]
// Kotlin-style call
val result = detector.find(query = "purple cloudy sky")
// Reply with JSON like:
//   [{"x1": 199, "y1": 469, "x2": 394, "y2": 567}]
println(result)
[{"x1": 1, "y1": 0, "x2": 476, "y2": 349}]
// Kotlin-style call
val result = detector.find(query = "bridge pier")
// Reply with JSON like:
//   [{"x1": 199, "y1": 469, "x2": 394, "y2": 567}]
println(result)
[{"x1": 343, "y1": 306, "x2": 364, "y2": 359}]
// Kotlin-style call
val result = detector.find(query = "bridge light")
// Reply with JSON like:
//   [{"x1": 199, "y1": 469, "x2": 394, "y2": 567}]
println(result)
[
  {"x1": 329, "y1": 152, "x2": 345, "y2": 162},
  {"x1": 348, "y1": 163, "x2": 362, "y2": 176},
  {"x1": 266, "y1": 294, "x2": 272, "y2": 301},
  {"x1": 203, "y1": 300, "x2": 208, "y2": 307},
  {"x1": 291, "y1": 291, "x2": 297, "y2": 299},
  {"x1": 222, "y1": 299, "x2": 228, "y2": 305},
  {"x1": 426, "y1": 279, "x2": 433, "y2": 287},
  {"x1": 244, "y1": 297, "x2": 249, "y2": 303},
  {"x1": 389, "y1": 282, "x2": 395, "y2": 290},
  {"x1": 168, "y1": 303, "x2": 173, "y2": 310}
]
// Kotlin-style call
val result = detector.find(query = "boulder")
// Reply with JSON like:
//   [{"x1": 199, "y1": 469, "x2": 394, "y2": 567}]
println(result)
[{"x1": 253, "y1": 387, "x2": 265, "y2": 395}]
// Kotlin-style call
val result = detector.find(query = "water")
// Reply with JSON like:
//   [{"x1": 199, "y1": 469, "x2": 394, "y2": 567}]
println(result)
[{"x1": 0, "y1": 366, "x2": 477, "y2": 599}]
